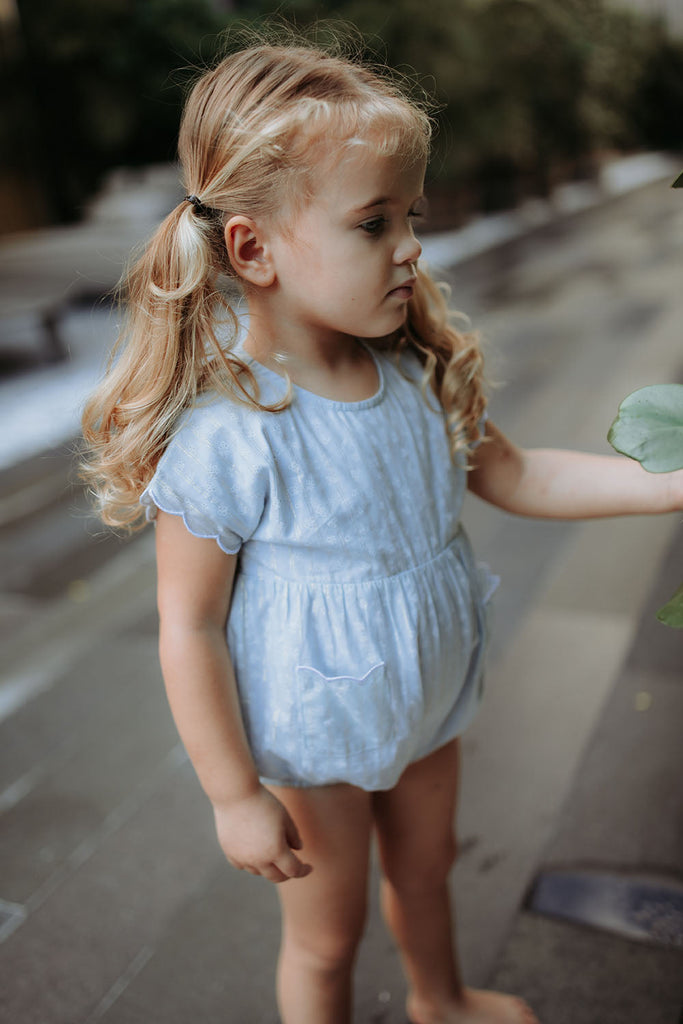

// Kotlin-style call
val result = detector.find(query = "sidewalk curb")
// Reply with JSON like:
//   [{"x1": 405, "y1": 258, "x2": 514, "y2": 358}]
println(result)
[{"x1": 420, "y1": 152, "x2": 681, "y2": 269}]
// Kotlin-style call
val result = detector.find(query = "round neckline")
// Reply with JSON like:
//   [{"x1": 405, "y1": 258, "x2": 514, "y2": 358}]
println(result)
[{"x1": 241, "y1": 343, "x2": 386, "y2": 411}]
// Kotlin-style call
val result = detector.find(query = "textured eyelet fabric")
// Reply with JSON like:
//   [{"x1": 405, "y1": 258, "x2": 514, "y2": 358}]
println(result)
[{"x1": 141, "y1": 347, "x2": 498, "y2": 790}]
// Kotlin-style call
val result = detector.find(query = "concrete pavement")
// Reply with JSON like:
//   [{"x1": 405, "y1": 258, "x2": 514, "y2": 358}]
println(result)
[
  {"x1": 490, "y1": 526, "x2": 683, "y2": 1024},
  {"x1": 0, "y1": 168, "x2": 682, "y2": 1023}
]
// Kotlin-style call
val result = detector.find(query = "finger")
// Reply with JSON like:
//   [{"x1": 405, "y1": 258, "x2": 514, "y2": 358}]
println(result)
[
  {"x1": 259, "y1": 863, "x2": 289, "y2": 884},
  {"x1": 227, "y1": 859, "x2": 258, "y2": 877},
  {"x1": 284, "y1": 813, "x2": 303, "y2": 851},
  {"x1": 274, "y1": 847, "x2": 313, "y2": 879}
]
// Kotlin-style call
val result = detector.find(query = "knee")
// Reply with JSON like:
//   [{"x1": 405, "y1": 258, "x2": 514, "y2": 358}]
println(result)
[
  {"x1": 381, "y1": 832, "x2": 457, "y2": 896},
  {"x1": 283, "y1": 925, "x2": 363, "y2": 977},
  {"x1": 282, "y1": 897, "x2": 367, "y2": 977}
]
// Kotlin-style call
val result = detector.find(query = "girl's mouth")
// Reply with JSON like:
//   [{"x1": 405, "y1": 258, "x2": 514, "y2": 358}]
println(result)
[{"x1": 387, "y1": 282, "x2": 415, "y2": 300}]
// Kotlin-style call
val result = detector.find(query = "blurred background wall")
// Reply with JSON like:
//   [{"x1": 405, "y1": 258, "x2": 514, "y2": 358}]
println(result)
[{"x1": 1, "y1": 0, "x2": 682, "y2": 237}]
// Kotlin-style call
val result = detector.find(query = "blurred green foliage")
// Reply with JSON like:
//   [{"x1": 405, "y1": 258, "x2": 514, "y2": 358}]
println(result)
[
  {"x1": 608, "y1": 384, "x2": 683, "y2": 628},
  {"x1": 3, "y1": 0, "x2": 224, "y2": 221},
  {"x1": 3, "y1": 0, "x2": 683, "y2": 223},
  {"x1": 274, "y1": 0, "x2": 683, "y2": 210}
]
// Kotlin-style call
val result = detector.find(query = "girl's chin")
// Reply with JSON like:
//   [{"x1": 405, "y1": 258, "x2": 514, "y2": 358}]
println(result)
[{"x1": 374, "y1": 313, "x2": 409, "y2": 335}]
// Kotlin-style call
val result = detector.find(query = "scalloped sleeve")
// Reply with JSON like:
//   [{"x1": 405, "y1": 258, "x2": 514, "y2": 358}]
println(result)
[{"x1": 139, "y1": 402, "x2": 270, "y2": 554}]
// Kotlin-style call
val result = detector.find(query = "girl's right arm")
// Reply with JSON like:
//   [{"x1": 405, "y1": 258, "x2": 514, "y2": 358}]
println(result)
[{"x1": 155, "y1": 510, "x2": 312, "y2": 883}]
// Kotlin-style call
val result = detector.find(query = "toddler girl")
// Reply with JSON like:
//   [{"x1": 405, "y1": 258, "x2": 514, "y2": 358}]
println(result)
[{"x1": 82, "y1": 35, "x2": 683, "y2": 1024}]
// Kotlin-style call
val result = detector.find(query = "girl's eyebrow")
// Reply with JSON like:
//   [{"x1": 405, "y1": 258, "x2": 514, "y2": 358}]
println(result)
[
  {"x1": 355, "y1": 197, "x2": 390, "y2": 212},
  {"x1": 353, "y1": 193, "x2": 425, "y2": 213}
]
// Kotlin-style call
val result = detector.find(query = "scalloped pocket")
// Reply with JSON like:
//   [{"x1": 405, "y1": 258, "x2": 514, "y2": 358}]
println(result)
[{"x1": 296, "y1": 661, "x2": 393, "y2": 767}]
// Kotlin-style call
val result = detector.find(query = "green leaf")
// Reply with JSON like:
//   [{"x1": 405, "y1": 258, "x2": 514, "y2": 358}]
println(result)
[
  {"x1": 673, "y1": 171, "x2": 683, "y2": 189},
  {"x1": 608, "y1": 384, "x2": 683, "y2": 472},
  {"x1": 656, "y1": 584, "x2": 683, "y2": 628}
]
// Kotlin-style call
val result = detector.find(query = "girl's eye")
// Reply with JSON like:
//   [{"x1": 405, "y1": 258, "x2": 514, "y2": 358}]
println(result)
[
  {"x1": 359, "y1": 216, "x2": 387, "y2": 236},
  {"x1": 408, "y1": 208, "x2": 424, "y2": 224}
]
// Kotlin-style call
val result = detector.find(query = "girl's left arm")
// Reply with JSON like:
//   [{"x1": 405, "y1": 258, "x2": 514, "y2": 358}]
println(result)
[{"x1": 467, "y1": 421, "x2": 683, "y2": 518}]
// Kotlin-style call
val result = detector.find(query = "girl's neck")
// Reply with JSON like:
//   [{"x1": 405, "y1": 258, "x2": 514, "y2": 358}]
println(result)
[
  {"x1": 243, "y1": 302, "x2": 357, "y2": 364},
  {"x1": 242, "y1": 317, "x2": 379, "y2": 404}
]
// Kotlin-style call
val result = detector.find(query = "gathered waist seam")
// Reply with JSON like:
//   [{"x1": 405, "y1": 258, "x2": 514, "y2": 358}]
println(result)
[{"x1": 238, "y1": 526, "x2": 471, "y2": 589}]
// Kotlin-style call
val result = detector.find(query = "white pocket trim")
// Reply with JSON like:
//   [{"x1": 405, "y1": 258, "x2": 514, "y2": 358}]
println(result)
[{"x1": 295, "y1": 661, "x2": 385, "y2": 683}]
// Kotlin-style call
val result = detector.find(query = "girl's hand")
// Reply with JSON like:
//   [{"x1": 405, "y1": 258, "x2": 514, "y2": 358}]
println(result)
[
  {"x1": 212, "y1": 786, "x2": 313, "y2": 883},
  {"x1": 667, "y1": 467, "x2": 683, "y2": 511}
]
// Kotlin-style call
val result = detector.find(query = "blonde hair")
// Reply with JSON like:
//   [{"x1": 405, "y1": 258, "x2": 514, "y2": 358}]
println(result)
[{"x1": 82, "y1": 32, "x2": 486, "y2": 529}]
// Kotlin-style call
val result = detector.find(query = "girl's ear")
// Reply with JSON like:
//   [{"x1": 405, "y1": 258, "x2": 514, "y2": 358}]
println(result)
[{"x1": 224, "y1": 216, "x2": 276, "y2": 287}]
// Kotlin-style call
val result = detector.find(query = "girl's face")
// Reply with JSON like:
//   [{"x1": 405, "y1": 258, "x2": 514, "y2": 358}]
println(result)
[{"x1": 267, "y1": 144, "x2": 425, "y2": 346}]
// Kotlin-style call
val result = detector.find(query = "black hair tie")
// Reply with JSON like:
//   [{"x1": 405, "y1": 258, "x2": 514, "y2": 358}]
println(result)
[{"x1": 185, "y1": 194, "x2": 207, "y2": 213}]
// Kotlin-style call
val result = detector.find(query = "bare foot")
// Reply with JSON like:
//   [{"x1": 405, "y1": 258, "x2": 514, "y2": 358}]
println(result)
[{"x1": 407, "y1": 987, "x2": 540, "y2": 1024}]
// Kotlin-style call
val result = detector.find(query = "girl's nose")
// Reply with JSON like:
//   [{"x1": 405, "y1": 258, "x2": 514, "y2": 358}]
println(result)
[{"x1": 395, "y1": 230, "x2": 422, "y2": 266}]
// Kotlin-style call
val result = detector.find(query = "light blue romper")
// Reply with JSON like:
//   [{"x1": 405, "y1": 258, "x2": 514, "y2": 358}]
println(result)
[{"x1": 141, "y1": 346, "x2": 497, "y2": 791}]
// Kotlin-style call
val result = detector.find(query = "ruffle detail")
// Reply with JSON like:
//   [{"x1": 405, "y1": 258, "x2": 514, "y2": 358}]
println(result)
[{"x1": 140, "y1": 485, "x2": 242, "y2": 555}]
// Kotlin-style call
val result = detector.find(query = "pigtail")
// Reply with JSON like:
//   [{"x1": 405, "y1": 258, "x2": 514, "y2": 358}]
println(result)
[
  {"x1": 81, "y1": 201, "x2": 265, "y2": 530},
  {"x1": 399, "y1": 267, "x2": 487, "y2": 462}
]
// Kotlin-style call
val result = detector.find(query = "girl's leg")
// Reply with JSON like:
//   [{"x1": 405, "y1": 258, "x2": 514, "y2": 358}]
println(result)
[
  {"x1": 372, "y1": 739, "x2": 539, "y2": 1024},
  {"x1": 266, "y1": 781, "x2": 373, "y2": 1024}
]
